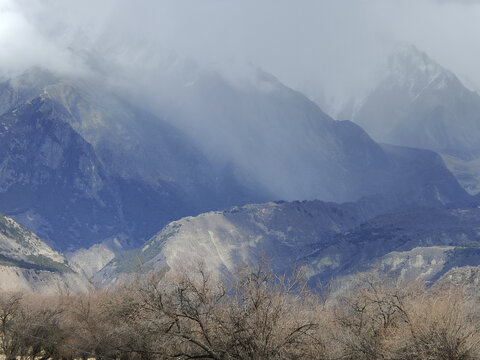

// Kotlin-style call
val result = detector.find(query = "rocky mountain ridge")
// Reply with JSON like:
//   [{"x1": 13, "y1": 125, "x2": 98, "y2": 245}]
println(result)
[
  {"x1": 0, "y1": 212, "x2": 91, "y2": 293},
  {"x1": 96, "y1": 199, "x2": 480, "y2": 289}
]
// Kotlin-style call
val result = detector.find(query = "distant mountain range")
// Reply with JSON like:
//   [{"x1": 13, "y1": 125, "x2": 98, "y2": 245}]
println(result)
[{"x1": 0, "y1": 64, "x2": 468, "y2": 254}]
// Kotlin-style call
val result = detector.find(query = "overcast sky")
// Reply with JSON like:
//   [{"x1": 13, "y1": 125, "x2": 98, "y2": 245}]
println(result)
[{"x1": 2, "y1": 0, "x2": 480, "y2": 106}]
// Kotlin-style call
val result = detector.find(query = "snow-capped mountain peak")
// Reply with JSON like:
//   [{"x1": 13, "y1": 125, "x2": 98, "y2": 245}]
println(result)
[{"x1": 386, "y1": 45, "x2": 455, "y2": 99}]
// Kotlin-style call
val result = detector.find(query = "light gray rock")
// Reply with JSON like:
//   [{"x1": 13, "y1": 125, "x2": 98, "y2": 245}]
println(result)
[{"x1": 98, "y1": 201, "x2": 480, "y2": 289}]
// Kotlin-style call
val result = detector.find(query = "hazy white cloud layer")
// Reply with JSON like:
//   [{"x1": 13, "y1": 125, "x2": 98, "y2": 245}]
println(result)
[{"x1": 1, "y1": 0, "x2": 480, "y2": 104}]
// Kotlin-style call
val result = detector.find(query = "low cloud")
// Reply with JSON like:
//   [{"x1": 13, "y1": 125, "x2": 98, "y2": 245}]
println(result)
[
  {"x1": 436, "y1": 0, "x2": 480, "y2": 5},
  {"x1": 1, "y1": 0, "x2": 480, "y2": 106}
]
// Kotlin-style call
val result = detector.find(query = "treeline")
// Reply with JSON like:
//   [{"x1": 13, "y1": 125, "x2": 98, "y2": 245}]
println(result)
[{"x1": 1, "y1": 264, "x2": 480, "y2": 360}]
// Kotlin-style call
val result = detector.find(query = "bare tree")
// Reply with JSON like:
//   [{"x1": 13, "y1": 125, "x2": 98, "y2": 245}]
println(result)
[
  {"x1": 0, "y1": 292, "x2": 23, "y2": 360},
  {"x1": 2, "y1": 264, "x2": 480, "y2": 360}
]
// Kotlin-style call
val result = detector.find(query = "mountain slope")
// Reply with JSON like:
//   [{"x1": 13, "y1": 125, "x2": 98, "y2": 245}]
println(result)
[
  {"x1": 0, "y1": 94, "x2": 124, "y2": 250},
  {"x1": 142, "y1": 67, "x2": 468, "y2": 205},
  {"x1": 97, "y1": 200, "x2": 480, "y2": 288},
  {"x1": 0, "y1": 213, "x2": 91, "y2": 293},
  {"x1": 0, "y1": 69, "x2": 266, "y2": 251},
  {"x1": 96, "y1": 199, "x2": 382, "y2": 285}
]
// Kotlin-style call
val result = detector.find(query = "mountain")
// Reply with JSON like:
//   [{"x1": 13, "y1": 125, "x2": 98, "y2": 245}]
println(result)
[
  {"x1": 345, "y1": 45, "x2": 480, "y2": 159},
  {"x1": 0, "y1": 94, "x2": 123, "y2": 251},
  {"x1": 155, "y1": 68, "x2": 468, "y2": 204},
  {"x1": 439, "y1": 154, "x2": 480, "y2": 195},
  {"x1": 0, "y1": 68, "x2": 264, "y2": 251},
  {"x1": 0, "y1": 212, "x2": 91, "y2": 293},
  {"x1": 310, "y1": 205, "x2": 480, "y2": 285},
  {"x1": 0, "y1": 65, "x2": 470, "y2": 252},
  {"x1": 340, "y1": 46, "x2": 480, "y2": 193},
  {"x1": 95, "y1": 199, "x2": 383, "y2": 285},
  {"x1": 96, "y1": 199, "x2": 480, "y2": 288}
]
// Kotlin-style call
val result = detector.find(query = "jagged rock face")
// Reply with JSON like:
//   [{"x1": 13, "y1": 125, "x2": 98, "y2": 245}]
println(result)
[
  {"x1": 0, "y1": 95, "x2": 123, "y2": 250},
  {"x1": 98, "y1": 201, "x2": 480, "y2": 288},
  {"x1": 0, "y1": 91, "x2": 258, "y2": 251},
  {"x1": 348, "y1": 46, "x2": 480, "y2": 161},
  {"x1": 0, "y1": 213, "x2": 91, "y2": 293},
  {"x1": 39, "y1": 74, "x2": 263, "y2": 210}
]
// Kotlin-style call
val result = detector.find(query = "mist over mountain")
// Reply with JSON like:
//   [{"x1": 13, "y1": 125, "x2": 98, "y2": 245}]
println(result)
[
  {"x1": 0, "y1": 60, "x2": 471, "y2": 254},
  {"x1": 0, "y1": 67, "x2": 267, "y2": 251},
  {"x1": 5, "y1": 1, "x2": 480, "y2": 111}
]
